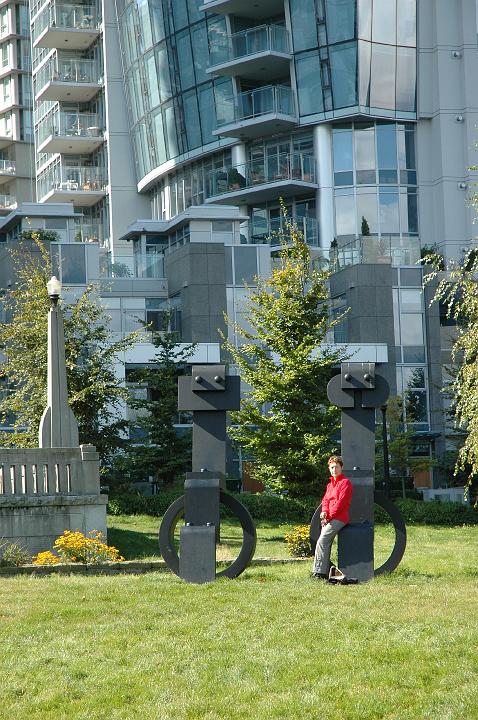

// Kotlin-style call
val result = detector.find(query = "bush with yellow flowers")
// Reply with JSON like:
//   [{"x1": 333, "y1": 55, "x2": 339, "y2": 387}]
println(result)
[
  {"x1": 284, "y1": 525, "x2": 313, "y2": 557},
  {"x1": 31, "y1": 530, "x2": 124, "y2": 565}
]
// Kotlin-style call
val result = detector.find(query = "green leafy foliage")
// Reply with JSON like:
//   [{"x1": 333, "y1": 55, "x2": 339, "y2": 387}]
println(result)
[
  {"x1": 111, "y1": 331, "x2": 194, "y2": 488},
  {"x1": 374, "y1": 498, "x2": 478, "y2": 526},
  {"x1": 0, "y1": 540, "x2": 30, "y2": 567},
  {"x1": 0, "y1": 231, "x2": 137, "y2": 461},
  {"x1": 423, "y1": 250, "x2": 478, "y2": 495},
  {"x1": 223, "y1": 207, "x2": 346, "y2": 498},
  {"x1": 284, "y1": 525, "x2": 314, "y2": 557}
]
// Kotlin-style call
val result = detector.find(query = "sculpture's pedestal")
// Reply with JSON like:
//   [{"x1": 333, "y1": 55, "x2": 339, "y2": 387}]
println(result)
[{"x1": 338, "y1": 523, "x2": 374, "y2": 582}]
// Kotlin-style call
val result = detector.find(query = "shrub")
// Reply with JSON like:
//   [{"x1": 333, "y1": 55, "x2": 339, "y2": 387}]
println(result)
[
  {"x1": 53, "y1": 530, "x2": 124, "y2": 564},
  {"x1": 0, "y1": 540, "x2": 30, "y2": 567},
  {"x1": 31, "y1": 551, "x2": 61, "y2": 566},
  {"x1": 284, "y1": 526, "x2": 313, "y2": 557}
]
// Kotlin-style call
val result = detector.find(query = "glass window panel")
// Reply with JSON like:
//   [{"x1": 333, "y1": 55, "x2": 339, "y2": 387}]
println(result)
[
  {"x1": 405, "y1": 128, "x2": 416, "y2": 168},
  {"x1": 355, "y1": 123, "x2": 375, "y2": 172},
  {"x1": 296, "y1": 51, "x2": 324, "y2": 116},
  {"x1": 335, "y1": 171, "x2": 354, "y2": 186},
  {"x1": 163, "y1": 103, "x2": 179, "y2": 160},
  {"x1": 372, "y1": 0, "x2": 396, "y2": 45},
  {"x1": 152, "y1": 109, "x2": 167, "y2": 165},
  {"x1": 335, "y1": 190, "x2": 356, "y2": 236},
  {"x1": 325, "y1": 0, "x2": 356, "y2": 44},
  {"x1": 137, "y1": 0, "x2": 153, "y2": 51},
  {"x1": 379, "y1": 189, "x2": 400, "y2": 234},
  {"x1": 400, "y1": 288, "x2": 422, "y2": 313},
  {"x1": 358, "y1": 0, "x2": 372, "y2": 40},
  {"x1": 172, "y1": 0, "x2": 188, "y2": 31},
  {"x1": 150, "y1": 0, "x2": 166, "y2": 43},
  {"x1": 177, "y1": 30, "x2": 195, "y2": 90},
  {"x1": 191, "y1": 23, "x2": 209, "y2": 84},
  {"x1": 333, "y1": 129, "x2": 353, "y2": 171},
  {"x1": 289, "y1": 0, "x2": 318, "y2": 52},
  {"x1": 144, "y1": 52, "x2": 160, "y2": 108},
  {"x1": 377, "y1": 124, "x2": 397, "y2": 169},
  {"x1": 183, "y1": 90, "x2": 202, "y2": 150},
  {"x1": 358, "y1": 40, "x2": 371, "y2": 106},
  {"x1": 188, "y1": 0, "x2": 202, "y2": 24},
  {"x1": 234, "y1": 247, "x2": 258, "y2": 284},
  {"x1": 404, "y1": 189, "x2": 418, "y2": 234},
  {"x1": 61, "y1": 245, "x2": 86, "y2": 284},
  {"x1": 329, "y1": 42, "x2": 357, "y2": 108},
  {"x1": 405, "y1": 390, "x2": 427, "y2": 423},
  {"x1": 198, "y1": 84, "x2": 215, "y2": 144},
  {"x1": 400, "y1": 313, "x2": 423, "y2": 345},
  {"x1": 156, "y1": 45, "x2": 172, "y2": 102},
  {"x1": 370, "y1": 44, "x2": 396, "y2": 110},
  {"x1": 357, "y1": 188, "x2": 378, "y2": 233},
  {"x1": 392, "y1": 287, "x2": 400, "y2": 344},
  {"x1": 396, "y1": 47, "x2": 416, "y2": 112},
  {"x1": 402, "y1": 346, "x2": 425, "y2": 363},
  {"x1": 403, "y1": 366, "x2": 425, "y2": 389},
  {"x1": 397, "y1": 0, "x2": 416, "y2": 47},
  {"x1": 225, "y1": 246, "x2": 233, "y2": 285}
]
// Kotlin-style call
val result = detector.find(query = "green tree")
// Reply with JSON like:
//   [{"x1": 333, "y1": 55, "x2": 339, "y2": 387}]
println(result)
[
  {"x1": 223, "y1": 211, "x2": 346, "y2": 499},
  {"x1": 423, "y1": 250, "x2": 478, "y2": 494},
  {"x1": 0, "y1": 231, "x2": 137, "y2": 461},
  {"x1": 120, "y1": 330, "x2": 194, "y2": 487}
]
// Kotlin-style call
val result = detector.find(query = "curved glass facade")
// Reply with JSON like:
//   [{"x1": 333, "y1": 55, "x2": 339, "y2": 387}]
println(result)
[
  {"x1": 291, "y1": 0, "x2": 416, "y2": 121},
  {"x1": 333, "y1": 121, "x2": 417, "y2": 239},
  {"x1": 115, "y1": 0, "x2": 234, "y2": 180}
]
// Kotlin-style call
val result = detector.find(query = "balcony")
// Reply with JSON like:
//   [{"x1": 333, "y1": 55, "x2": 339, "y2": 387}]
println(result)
[
  {"x1": 34, "y1": 56, "x2": 102, "y2": 103},
  {"x1": 37, "y1": 111, "x2": 104, "y2": 154},
  {"x1": 0, "y1": 159, "x2": 15, "y2": 184},
  {"x1": 208, "y1": 24, "x2": 291, "y2": 81},
  {"x1": 214, "y1": 84, "x2": 297, "y2": 139},
  {"x1": 73, "y1": 222, "x2": 105, "y2": 245},
  {"x1": 0, "y1": 194, "x2": 16, "y2": 214},
  {"x1": 207, "y1": 153, "x2": 316, "y2": 205},
  {"x1": 200, "y1": 0, "x2": 285, "y2": 18},
  {"x1": 38, "y1": 165, "x2": 107, "y2": 207},
  {"x1": 99, "y1": 253, "x2": 165, "y2": 280},
  {"x1": 247, "y1": 216, "x2": 320, "y2": 247},
  {"x1": 33, "y1": 3, "x2": 100, "y2": 50},
  {"x1": 332, "y1": 235, "x2": 421, "y2": 270}
]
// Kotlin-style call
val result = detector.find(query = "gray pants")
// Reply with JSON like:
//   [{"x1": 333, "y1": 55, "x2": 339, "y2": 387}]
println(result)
[{"x1": 312, "y1": 519, "x2": 346, "y2": 575}]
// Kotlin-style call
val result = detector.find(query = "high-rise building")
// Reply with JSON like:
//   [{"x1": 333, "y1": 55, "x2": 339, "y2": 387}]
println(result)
[{"x1": 2, "y1": 0, "x2": 477, "y2": 488}]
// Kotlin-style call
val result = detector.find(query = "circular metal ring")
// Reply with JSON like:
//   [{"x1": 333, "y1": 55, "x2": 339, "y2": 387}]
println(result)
[
  {"x1": 158, "y1": 491, "x2": 257, "y2": 579},
  {"x1": 309, "y1": 493, "x2": 407, "y2": 576}
]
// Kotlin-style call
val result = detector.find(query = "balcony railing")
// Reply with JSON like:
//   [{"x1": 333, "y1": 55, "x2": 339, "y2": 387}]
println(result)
[
  {"x1": 0, "y1": 159, "x2": 15, "y2": 175},
  {"x1": 248, "y1": 216, "x2": 320, "y2": 247},
  {"x1": 209, "y1": 24, "x2": 289, "y2": 67},
  {"x1": 73, "y1": 222, "x2": 104, "y2": 245},
  {"x1": 38, "y1": 165, "x2": 106, "y2": 198},
  {"x1": 332, "y1": 235, "x2": 421, "y2": 269},
  {"x1": 33, "y1": 2, "x2": 100, "y2": 44},
  {"x1": 37, "y1": 111, "x2": 102, "y2": 146},
  {"x1": 34, "y1": 56, "x2": 100, "y2": 96},
  {"x1": 216, "y1": 84, "x2": 295, "y2": 129},
  {"x1": 99, "y1": 253, "x2": 165, "y2": 279},
  {"x1": 0, "y1": 194, "x2": 16, "y2": 210},
  {"x1": 209, "y1": 153, "x2": 315, "y2": 197}
]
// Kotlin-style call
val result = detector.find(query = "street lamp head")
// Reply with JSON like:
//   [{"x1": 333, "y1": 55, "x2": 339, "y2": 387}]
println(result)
[{"x1": 47, "y1": 276, "x2": 62, "y2": 306}]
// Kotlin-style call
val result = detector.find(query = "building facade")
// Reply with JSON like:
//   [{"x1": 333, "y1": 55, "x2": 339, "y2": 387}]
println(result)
[{"x1": 1, "y1": 0, "x2": 476, "y2": 487}]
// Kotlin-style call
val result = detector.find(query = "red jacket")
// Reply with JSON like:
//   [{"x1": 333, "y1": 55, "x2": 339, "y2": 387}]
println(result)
[{"x1": 321, "y1": 474, "x2": 353, "y2": 524}]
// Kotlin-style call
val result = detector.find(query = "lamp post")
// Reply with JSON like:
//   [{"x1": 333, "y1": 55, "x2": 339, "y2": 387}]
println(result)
[{"x1": 38, "y1": 276, "x2": 79, "y2": 448}]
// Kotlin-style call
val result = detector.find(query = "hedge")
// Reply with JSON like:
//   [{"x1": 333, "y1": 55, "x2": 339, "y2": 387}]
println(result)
[{"x1": 108, "y1": 492, "x2": 478, "y2": 526}]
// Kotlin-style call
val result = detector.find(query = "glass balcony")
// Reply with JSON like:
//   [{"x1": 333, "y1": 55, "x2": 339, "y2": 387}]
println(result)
[
  {"x1": 99, "y1": 253, "x2": 165, "y2": 279},
  {"x1": 38, "y1": 164, "x2": 107, "y2": 207},
  {"x1": 34, "y1": 56, "x2": 102, "y2": 103},
  {"x1": 201, "y1": 0, "x2": 285, "y2": 19},
  {"x1": 0, "y1": 194, "x2": 16, "y2": 213},
  {"x1": 33, "y1": 3, "x2": 100, "y2": 50},
  {"x1": 248, "y1": 216, "x2": 320, "y2": 248},
  {"x1": 73, "y1": 222, "x2": 105, "y2": 246},
  {"x1": 332, "y1": 235, "x2": 421, "y2": 270},
  {"x1": 207, "y1": 153, "x2": 316, "y2": 204},
  {"x1": 208, "y1": 24, "x2": 291, "y2": 80},
  {"x1": 37, "y1": 111, "x2": 104, "y2": 153},
  {"x1": 214, "y1": 84, "x2": 297, "y2": 138},
  {"x1": 0, "y1": 159, "x2": 15, "y2": 183}
]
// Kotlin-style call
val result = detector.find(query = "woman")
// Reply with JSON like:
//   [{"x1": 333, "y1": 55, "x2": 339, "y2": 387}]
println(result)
[{"x1": 312, "y1": 455, "x2": 352, "y2": 579}]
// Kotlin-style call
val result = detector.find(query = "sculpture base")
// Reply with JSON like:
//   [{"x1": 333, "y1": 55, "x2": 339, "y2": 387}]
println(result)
[
  {"x1": 179, "y1": 525, "x2": 216, "y2": 583},
  {"x1": 338, "y1": 522, "x2": 374, "y2": 582}
]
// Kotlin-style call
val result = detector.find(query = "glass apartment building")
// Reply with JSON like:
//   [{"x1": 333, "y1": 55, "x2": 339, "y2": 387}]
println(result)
[{"x1": 12, "y1": 0, "x2": 478, "y2": 488}]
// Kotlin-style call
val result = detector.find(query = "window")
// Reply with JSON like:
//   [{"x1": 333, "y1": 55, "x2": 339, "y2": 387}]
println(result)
[{"x1": 329, "y1": 42, "x2": 357, "y2": 108}]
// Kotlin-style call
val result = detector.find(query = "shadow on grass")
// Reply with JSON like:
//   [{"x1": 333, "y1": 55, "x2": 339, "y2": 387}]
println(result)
[{"x1": 108, "y1": 527, "x2": 160, "y2": 560}]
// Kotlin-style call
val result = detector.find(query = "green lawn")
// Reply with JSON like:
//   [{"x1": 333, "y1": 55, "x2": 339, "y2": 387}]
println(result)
[{"x1": 0, "y1": 521, "x2": 477, "y2": 720}]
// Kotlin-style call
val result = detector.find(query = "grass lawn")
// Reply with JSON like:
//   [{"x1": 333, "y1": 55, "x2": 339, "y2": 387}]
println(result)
[{"x1": 0, "y1": 520, "x2": 476, "y2": 720}]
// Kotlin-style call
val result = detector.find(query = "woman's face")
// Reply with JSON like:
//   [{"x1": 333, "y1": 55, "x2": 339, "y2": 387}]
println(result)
[{"x1": 328, "y1": 462, "x2": 342, "y2": 477}]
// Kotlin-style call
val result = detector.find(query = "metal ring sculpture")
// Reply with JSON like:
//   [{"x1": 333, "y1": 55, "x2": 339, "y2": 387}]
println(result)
[
  {"x1": 159, "y1": 490, "x2": 257, "y2": 579},
  {"x1": 309, "y1": 492, "x2": 407, "y2": 577}
]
